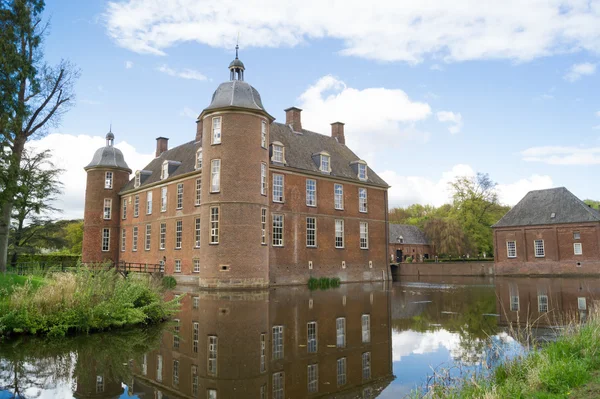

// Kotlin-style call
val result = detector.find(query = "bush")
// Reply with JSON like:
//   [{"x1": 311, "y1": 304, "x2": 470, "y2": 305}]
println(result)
[
  {"x1": 308, "y1": 276, "x2": 342, "y2": 290},
  {"x1": 162, "y1": 276, "x2": 177, "y2": 289},
  {"x1": 406, "y1": 256, "x2": 413, "y2": 263}
]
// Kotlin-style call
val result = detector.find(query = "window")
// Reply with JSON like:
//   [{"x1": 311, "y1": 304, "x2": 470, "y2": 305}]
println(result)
[
  {"x1": 193, "y1": 297, "x2": 199, "y2": 309},
  {"x1": 360, "y1": 222, "x2": 369, "y2": 249},
  {"x1": 272, "y1": 372, "x2": 284, "y2": 399},
  {"x1": 175, "y1": 220, "x2": 183, "y2": 249},
  {"x1": 272, "y1": 174, "x2": 284, "y2": 202},
  {"x1": 306, "y1": 179, "x2": 316, "y2": 206},
  {"x1": 358, "y1": 163, "x2": 367, "y2": 180},
  {"x1": 192, "y1": 365, "x2": 198, "y2": 396},
  {"x1": 261, "y1": 120, "x2": 267, "y2": 148},
  {"x1": 261, "y1": 163, "x2": 267, "y2": 195},
  {"x1": 307, "y1": 321, "x2": 317, "y2": 353},
  {"x1": 578, "y1": 297, "x2": 587, "y2": 311},
  {"x1": 173, "y1": 319, "x2": 180, "y2": 349},
  {"x1": 335, "y1": 220, "x2": 344, "y2": 248},
  {"x1": 362, "y1": 314, "x2": 370, "y2": 343},
  {"x1": 134, "y1": 171, "x2": 141, "y2": 188},
  {"x1": 336, "y1": 318, "x2": 346, "y2": 348},
  {"x1": 337, "y1": 358, "x2": 347, "y2": 386},
  {"x1": 133, "y1": 195, "x2": 139, "y2": 217},
  {"x1": 161, "y1": 161, "x2": 169, "y2": 180},
  {"x1": 145, "y1": 224, "x2": 151, "y2": 251},
  {"x1": 159, "y1": 223, "x2": 166, "y2": 250},
  {"x1": 193, "y1": 322, "x2": 199, "y2": 353},
  {"x1": 104, "y1": 171, "x2": 113, "y2": 189},
  {"x1": 210, "y1": 207, "x2": 219, "y2": 244},
  {"x1": 175, "y1": 259, "x2": 181, "y2": 273},
  {"x1": 207, "y1": 389, "x2": 217, "y2": 399},
  {"x1": 272, "y1": 144, "x2": 284, "y2": 163},
  {"x1": 132, "y1": 226, "x2": 138, "y2": 251},
  {"x1": 146, "y1": 191, "x2": 153, "y2": 214},
  {"x1": 260, "y1": 333, "x2": 266, "y2": 373},
  {"x1": 574, "y1": 243, "x2": 583, "y2": 255},
  {"x1": 320, "y1": 154, "x2": 330, "y2": 173},
  {"x1": 142, "y1": 354, "x2": 147, "y2": 376},
  {"x1": 212, "y1": 116, "x2": 221, "y2": 144},
  {"x1": 195, "y1": 178, "x2": 202, "y2": 205},
  {"x1": 307, "y1": 364, "x2": 318, "y2": 393},
  {"x1": 102, "y1": 228, "x2": 110, "y2": 252},
  {"x1": 534, "y1": 239, "x2": 545, "y2": 257},
  {"x1": 272, "y1": 325, "x2": 284, "y2": 360},
  {"x1": 195, "y1": 148, "x2": 202, "y2": 169},
  {"x1": 510, "y1": 295, "x2": 520, "y2": 312},
  {"x1": 538, "y1": 295, "x2": 548, "y2": 312},
  {"x1": 272, "y1": 214, "x2": 284, "y2": 246},
  {"x1": 161, "y1": 187, "x2": 167, "y2": 212},
  {"x1": 359, "y1": 188, "x2": 368, "y2": 213},
  {"x1": 362, "y1": 352, "x2": 371, "y2": 380},
  {"x1": 96, "y1": 375, "x2": 104, "y2": 393},
  {"x1": 122, "y1": 199, "x2": 127, "y2": 219},
  {"x1": 574, "y1": 231, "x2": 581, "y2": 240},
  {"x1": 176, "y1": 183, "x2": 183, "y2": 209},
  {"x1": 211, "y1": 159, "x2": 221, "y2": 192},
  {"x1": 193, "y1": 258, "x2": 200, "y2": 273},
  {"x1": 306, "y1": 217, "x2": 316, "y2": 247},
  {"x1": 261, "y1": 208, "x2": 267, "y2": 245},
  {"x1": 208, "y1": 336, "x2": 218, "y2": 376},
  {"x1": 507, "y1": 241, "x2": 517, "y2": 258},
  {"x1": 156, "y1": 355, "x2": 163, "y2": 382},
  {"x1": 121, "y1": 229, "x2": 126, "y2": 252},
  {"x1": 195, "y1": 217, "x2": 201, "y2": 248},
  {"x1": 334, "y1": 184, "x2": 344, "y2": 210},
  {"x1": 103, "y1": 198, "x2": 112, "y2": 220}
]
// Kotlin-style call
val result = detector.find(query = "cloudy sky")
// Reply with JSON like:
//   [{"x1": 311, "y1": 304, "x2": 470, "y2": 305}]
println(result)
[{"x1": 36, "y1": 0, "x2": 600, "y2": 219}]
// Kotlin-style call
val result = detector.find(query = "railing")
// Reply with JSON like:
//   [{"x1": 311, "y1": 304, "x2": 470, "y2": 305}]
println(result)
[
  {"x1": 7, "y1": 261, "x2": 82, "y2": 275},
  {"x1": 114, "y1": 262, "x2": 164, "y2": 274}
]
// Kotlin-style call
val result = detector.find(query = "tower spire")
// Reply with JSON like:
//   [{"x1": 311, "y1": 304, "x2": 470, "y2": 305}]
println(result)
[{"x1": 228, "y1": 42, "x2": 245, "y2": 81}]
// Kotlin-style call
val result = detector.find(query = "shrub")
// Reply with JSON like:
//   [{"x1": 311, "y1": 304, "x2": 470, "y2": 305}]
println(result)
[
  {"x1": 307, "y1": 276, "x2": 342, "y2": 290},
  {"x1": 162, "y1": 276, "x2": 177, "y2": 289},
  {"x1": 406, "y1": 256, "x2": 413, "y2": 263}
]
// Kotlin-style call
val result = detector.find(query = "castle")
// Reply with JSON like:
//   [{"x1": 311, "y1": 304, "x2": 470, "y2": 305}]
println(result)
[{"x1": 82, "y1": 49, "x2": 390, "y2": 288}]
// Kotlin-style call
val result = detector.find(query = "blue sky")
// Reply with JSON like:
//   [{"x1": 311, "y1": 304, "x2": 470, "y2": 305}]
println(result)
[{"x1": 34, "y1": 0, "x2": 600, "y2": 219}]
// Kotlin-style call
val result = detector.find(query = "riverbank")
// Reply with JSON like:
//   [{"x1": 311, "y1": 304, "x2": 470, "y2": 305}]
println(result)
[
  {"x1": 411, "y1": 312, "x2": 600, "y2": 398},
  {"x1": 0, "y1": 268, "x2": 179, "y2": 338}
]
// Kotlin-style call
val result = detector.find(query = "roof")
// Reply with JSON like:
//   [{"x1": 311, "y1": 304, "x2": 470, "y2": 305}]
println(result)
[
  {"x1": 389, "y1": 224, "x2": 430, "y2": 245},
  {"x1": 204, "y1": 80, "x2": 266, "y2": 114},
  {"x1": 493, "y1": 187, "x2": 600, "y2": 228},
  {"x1": 120, "y1": 121, "x2": 388, "y2": 193},
  {"x1": 85, "y1": 145, "x2": 131, "y2": 172}
]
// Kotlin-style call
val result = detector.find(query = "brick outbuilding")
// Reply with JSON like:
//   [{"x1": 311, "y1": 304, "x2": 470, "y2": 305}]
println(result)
[{"x1": 388, "y1": 224, "x2": 435, "y2": 263}]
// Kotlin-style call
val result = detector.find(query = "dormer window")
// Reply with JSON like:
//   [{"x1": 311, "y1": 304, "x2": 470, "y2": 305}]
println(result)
[
  {"x1": 195, "y1": 149, "x2": 203, "y2": 170},
  {"x1": 134, "y1": 171, "x2": 141, "y2": 188},
  {"x1": 398, "y1": 236, "x2": 404, "y2": 244},
  {"x1": 161, "y1": 161, "x2": 169, "y2": 180},
  {"x1": 320, "y1": 153, "x2": 331, "y2": 173},
  {"x1": 358, "y1": 163, "x2": 367, "y2": 181},
  {"x1": 271, "y1": 142, "x2": 285, "y2": 164}
]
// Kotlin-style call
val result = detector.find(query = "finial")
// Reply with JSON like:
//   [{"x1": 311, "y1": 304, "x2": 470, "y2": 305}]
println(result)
[
  {"x1": 236, "y1": 33, "x2": 240, "y2": 59},
  {"x1": 109, "y1": 123, "x2": 112, "y2": 133}
]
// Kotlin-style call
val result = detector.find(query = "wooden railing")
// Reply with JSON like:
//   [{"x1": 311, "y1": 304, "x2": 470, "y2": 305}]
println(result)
[{"x1": 114, "y1": 262, "x2": 164, "y2": 275}]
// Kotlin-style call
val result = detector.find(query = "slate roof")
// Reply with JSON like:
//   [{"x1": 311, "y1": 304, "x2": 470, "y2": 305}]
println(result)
[
  {"x1": 493, "y1": 187, "x2": 600, "y2": 228},
  {"x1": 120, "y1": 121, "x2": 388, "y2": 193},
  {"x1": 389, "y1": 224, "x2": 430, "y2": 245},
  {"x1": 204, "y1": 80, "x2": 266, "y2": 114},
  {"x1": 85, "y1": 145, "x2": 131, "y2": 172}
]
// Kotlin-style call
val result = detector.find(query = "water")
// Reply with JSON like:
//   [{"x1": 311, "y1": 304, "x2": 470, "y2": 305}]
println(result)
[{"x1": 1, "y1": 276, "x2": 599, "y2": 398}]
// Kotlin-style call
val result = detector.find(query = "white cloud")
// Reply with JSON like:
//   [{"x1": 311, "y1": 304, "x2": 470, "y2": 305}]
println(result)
[
  {"x1": 105, "y1": 0, "x2": 600, "y2": 63},
  {"x1": 595, "y1": 110, "x2": 600, "y2": 117},
  {"x1": 157, "y1": 64, "x2": 207, "y2": 81},
  {"x1": 125, "y1": 60, "x2": 134, "y2": 69},
  {"x1": 180, "y1": 106, "x2": 198, "y2": 119},
  {"x1": 297, "y1": 75, "x2": 432, "y2": 155},
  {"x1": 27, "y1": 133, "x2": 154, "y2": 220},
  {"x1": 564, "y1": 62, "x2": 597, "y2": 82},
  {"x1": 522, "y1": 146, "x2": 600, "y2": 165},
  {"x1": 497, "y1": 175, "x2": 554, "y2": 205},
  {"x1": 436, "y1": 110, "x2": 463, "y2": 134},
  {"x1": 430, "y1": 64, "x2": 444, "y2": 71}
]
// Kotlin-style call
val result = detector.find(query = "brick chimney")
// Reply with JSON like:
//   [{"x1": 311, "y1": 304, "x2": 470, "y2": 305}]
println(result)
[
  {"x1": 331, "y1": 122, "x2": 345, "y2": 145},
  {"x1": 156, "y1": 137, "x2": 169, "y2": 157},
  {"x1": 195, "y1": 118, "x2": 203, "y2": 143},
  {"x1": 284, "y1": 107, "x2": 302, "y2": 131}
]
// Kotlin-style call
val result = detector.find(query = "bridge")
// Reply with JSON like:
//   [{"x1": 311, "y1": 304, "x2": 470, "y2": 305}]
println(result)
[{"x1": 114, "y1": 262, "x2": 164, "y2": 277}]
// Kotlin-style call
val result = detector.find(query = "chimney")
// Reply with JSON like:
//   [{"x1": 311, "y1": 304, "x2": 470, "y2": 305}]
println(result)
[
  {"x1": 156, "y1": 137, "x2": 169, "y2": 157},
  {"x1": 331, "y1": 122, "x2": 345, "y2": 145},
  {"x1": 195, "y1": 118, "x2": 203, "y2": 143},
  {"x1": 284, "y1": 107, "x2": 302, "y2": 131}
]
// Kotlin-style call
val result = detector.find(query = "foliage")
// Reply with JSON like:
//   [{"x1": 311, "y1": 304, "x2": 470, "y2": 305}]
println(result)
[
  {"x1": 0, "y1": 273, "x2": 45, "y2": 301},
  {"x1": 405, "y1": 256, "x2": 413, "y2": 263},
  {"x1": 0, "y1": 267, "x2": 180, "y2": 338},
  {"x1": 162, "y1": 275, "x2": 177, "y2": 289},
  {"x1": 584, "y1": 199, "x2": 600, "y2": 211},
  {"x1": 308, "y1": 276, "x2": 341, "y2": 290}
]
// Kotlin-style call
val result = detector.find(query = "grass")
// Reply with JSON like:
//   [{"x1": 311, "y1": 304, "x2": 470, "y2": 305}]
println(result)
[
  {"x1": 308, "y1": 276, "x2": 341, "y2": 290},
  {"x1": 0, "y1": 267, "x2": 180, "y2": 339},
  {"x1": 0, "y1": 273, "x2": 46, "y2": 296},
  {"x1": 409, "y1": 310, "x2": 600, "y2": 399}
]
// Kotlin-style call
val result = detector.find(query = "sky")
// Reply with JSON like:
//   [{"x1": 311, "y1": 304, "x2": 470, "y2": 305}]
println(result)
[{"x1": 32, "y1": 0, "x2": 600, "y2": 220}]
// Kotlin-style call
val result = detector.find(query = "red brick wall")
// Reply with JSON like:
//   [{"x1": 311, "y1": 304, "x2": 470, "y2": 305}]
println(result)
[
  {"x1": 388, "y1": 243, "x2": 435, "y2": 263},
  {"x1": 396, "y1": 262, "x2": 495, "y2": 276}
]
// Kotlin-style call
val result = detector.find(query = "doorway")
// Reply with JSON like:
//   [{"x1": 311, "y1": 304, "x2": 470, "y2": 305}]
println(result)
[{"x1": 396, "y1": 250, "x2": 403, "y2": 263}]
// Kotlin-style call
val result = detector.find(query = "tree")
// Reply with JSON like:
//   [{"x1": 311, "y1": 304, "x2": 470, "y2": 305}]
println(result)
[
  {"x1": 0, "y1": 0, "x2": 78, "y2": 272},
  {"x1": 423, "y1": 217, "x2": 468, "y2": 256},
  {"x1": 584, "y1": 200, "x2": 600, "y2": 211},
  {"x1": 8, "y1": 149, "x2": 64, "y2": 265}
]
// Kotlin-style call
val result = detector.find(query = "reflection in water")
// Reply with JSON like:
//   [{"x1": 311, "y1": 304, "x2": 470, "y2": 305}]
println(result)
[{"x1": 2, "y1": 277, "x2": 600, "y2": 398}]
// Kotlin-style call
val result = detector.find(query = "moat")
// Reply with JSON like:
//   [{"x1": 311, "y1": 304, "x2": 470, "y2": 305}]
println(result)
[{"x1": 1, "y1": 276, "x2": 598, "y2": 398}]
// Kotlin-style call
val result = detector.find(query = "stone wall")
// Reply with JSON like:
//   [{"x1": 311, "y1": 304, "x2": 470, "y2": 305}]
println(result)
[{"x1": 394, "y1": 262, "x2": 495, "y2": 277}]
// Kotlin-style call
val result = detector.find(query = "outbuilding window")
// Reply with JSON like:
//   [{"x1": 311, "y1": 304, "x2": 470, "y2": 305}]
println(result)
[
  {"x1": 574, "y1": 243, "x2": 583, "y2": 255},
  {"x1": 534, "y1": 240, "x2": 545, "y2": 257},
  {"x1": 506, "y1": 241, "x2": 517, "y2": 258}
]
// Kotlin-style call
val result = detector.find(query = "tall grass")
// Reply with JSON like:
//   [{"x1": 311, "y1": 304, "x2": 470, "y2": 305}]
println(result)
[{"x1": 0, "y1": 267, "x2": 180, "y2": 338}]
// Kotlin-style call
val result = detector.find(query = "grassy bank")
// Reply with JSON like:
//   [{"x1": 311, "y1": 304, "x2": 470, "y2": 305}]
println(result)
[
  {"x1": 0, "y1": 268, "x2": 179, "y2": 338},
  {"x1": 411, "y1": 315, "x2": 600, "y2": 398},
  {"x1": 0, "y1": 273, "x2": 45, "y2": 296}
]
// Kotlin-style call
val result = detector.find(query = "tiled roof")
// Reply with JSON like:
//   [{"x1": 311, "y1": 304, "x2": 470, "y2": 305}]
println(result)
[
  {"x1": 389, "y1": 224, "x2": 430, "y2": 245},
  {"x1": 493, "y1": 187, "x2": 600, "y2": 228},
  {"x1": 85, "y1": 145, "x2": 131, "y2": 172}
]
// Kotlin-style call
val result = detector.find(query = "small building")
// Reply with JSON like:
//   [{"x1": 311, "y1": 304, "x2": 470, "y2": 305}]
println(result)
[
  {"x1": 493, "y1": 187, "x2": 600, "y2": 275},
  {"x1": 388, "y1": 224, "x2": 435, "y2": 263}
]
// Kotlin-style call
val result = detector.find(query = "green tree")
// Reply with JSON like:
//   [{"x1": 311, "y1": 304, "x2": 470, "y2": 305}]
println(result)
[
  {"x1": 584, "y1": 199, "x2": 600, "y2": 211},
  {"x1": 62, "y1": 220, "x2": 83, "y2": 254},
  {"x1": 0, "y1": 0, "x2": 78, "y2": 272},
  {"x1": 422, "y1": 217, "x2": 468, "y2": 256}
]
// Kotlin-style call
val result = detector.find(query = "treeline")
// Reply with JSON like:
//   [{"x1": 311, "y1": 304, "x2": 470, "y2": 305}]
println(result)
[{"x1": 390, "y1": 173, "x2": 510, "y2": 258}]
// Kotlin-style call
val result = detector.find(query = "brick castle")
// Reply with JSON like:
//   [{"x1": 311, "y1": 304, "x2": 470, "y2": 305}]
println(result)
[{"x1": 82, "y1": 48, "x2": 391, "y2": 288}]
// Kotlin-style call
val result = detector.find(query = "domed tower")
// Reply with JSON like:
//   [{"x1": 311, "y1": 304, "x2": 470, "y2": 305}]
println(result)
[
  {"x1": 82, "y1": 130, "x2": 131, "y2": 264},
  {"x1": 198, "y1": 47, "x2": 275, "y2": 288}
]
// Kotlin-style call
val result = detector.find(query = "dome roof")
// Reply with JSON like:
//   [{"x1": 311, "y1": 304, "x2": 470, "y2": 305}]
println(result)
[
  {"x1": 85, "y1": 144, "x2": 131, "y2": 172},
  {"x1": 229, "y1": 58, "x2": 245, "y2": 69},
  {"x1": 205, "y1": 80, "x2": 266, "y2": 113}
]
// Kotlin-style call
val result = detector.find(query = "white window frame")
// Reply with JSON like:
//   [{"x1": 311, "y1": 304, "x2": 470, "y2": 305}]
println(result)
[
  {"x1": 574, "y1": 231, "x2": 581, "y2": 240},
  {"x1": 362, "y1": 352, "x2": 371, "y2": 380},
  {"x1": 272, "y1": 214, "x2": 284, "y2": 247},
  {"x1": 146, "y1": 191, "x2": 153, "y2": 215},
  {"x1": 212, "y1": 116, "x2": 222, "y2": 145},
  {"x1": 195, "y1": 148, "x2": 202, "y2": 170},
  {"x1": 210, "y1": 206, "x2": 219, "y2": 244},
  {"x1": 360, "y1": 222, "x2": 369, "y2": 249},
  {"x1": 272, "y1": 326, "x2": 284, "y2": 360},
  {"x1": 104, "y1": 171, "x2": 113, "y2": 189},
  {"x1": 335, "y1": 219, "x2": 344, "y2": 249},
  {"x1": 307, "y1": 321, "x2": 318, "y2": 353},
  {"x1": 122, "y1": 198, "x2": 127, "y2": 219},
  {"x1": 195, "y1": 217, "x2": 201, "y2": 248},
  {"x1": 272, "y1": 143, "x2": 284, "y2": 163},
  {"x1": 208, "y1": 335, "x2": 218, "y2": 376},
  {"x1": 176, "y1": 183, "x2": 184, "y2": 209},
  {"x1": 507, "y1": 241, "x2": 517, "y2": 258},
  {"x1": 121, "y1": 228, "x2": 126, "y2": 252},
  {"x1": 159, "y1": 222, "x2": 166, "y2": 250},
  {"x1": 307, "y1": 363, "x2": 318, "y2": 393},
  {"x1": 538, "y1": 295, "x2": 548, "y2": 312},
  {"x1": 272, "y1": 372, "x2": 284, "y2": 399},
  {"x1": 193, "y1": 258, "x2": 200, "y2": 273},
  {"x1": 578, "y1": 297, "x2": 587, "y2": 310},
  {"x1": 211, "y1": 159, "x2": 221, "y2": 193},
  {"x1": 173, "y1": 359, "x2": 179, "y2": 386},
  {"x1": 175, "y1": 220, "x2": 183, "y2": 249},
  {"x1": 261, "y1": 163, "x2": 267, "y2": 195},
  {"x1": 261, "y1": 120, "x2": 267, "y2": 148},
  {"x1": 175, "y1": 259, "x2": 181, "y2": 273},
  {"x1": 134, "y1": 171, "x2": 141, "y2": 188},
  {"x1": 334, "y1": 184, "x2": 344, "y2": 210},
  {"x1": 133, "y1": 195, "x2": 139, "y2": 218},
  {"x1": 359, "y1": 188, "x2": 368, "y2": 213},
  {"x1": 261, "y1": 208, "x2": 267, "y2": 245},
  {"x1": 306, "y1": 217, "x2": 317, "y2": 247},
  {"x1": 101, "y1": 228, "x2": 110, "y2": 252},
  {"x1": 361, "y1": 314, "x2": 370, "y2": 343},
  {"x1": 272, "y1": 174, "x2": 284, "y2": 203},
  {"x1": 192, "y1": 322, "x2": 199, "y2": 353},
  {"x1": 510, "y1": 295, "x2": 519, "y2": 312},
  {"x1": 132, "y1": 226, "x2": 138, "y2": 252},
  {"x1": 161, "y1": 161, "x2": 169, "y2": 180},
  {"x1": 574, "y1": 242, "x2": 583, "y2": 255},
  {"x1": 103, "y1": 198, "x2": 112, "y2": 220},
  {"x1": 358, "y1": 163, "x2": 368, "y2": 181},
  {"x1": 145, "y1": 224, "x2": 151, "y2": 251},
  {"x1": 161, "y1": 187, "x2": 167, "y2": 212},
  {"x1": 320, "y1": 154, "x2": 330, "y2": 173},
  {"x1": 534, "y1": 239, "x2": 545, "y2": 257},
  {"x1": 195, "y1": 178, "x2": 201, "y2": 205},
  {"x1": 336, "y1": 317, "x2": 346, "y2": 348},
  {"x1": 337, "y1": 357, "x2": 347, "y2": 386},
  {"x1": 306, "y1": 179, "x2": 317, "y2": 207}
]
